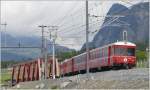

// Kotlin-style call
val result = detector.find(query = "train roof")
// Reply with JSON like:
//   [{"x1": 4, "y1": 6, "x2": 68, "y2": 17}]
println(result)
[
  {"x1": 61, "y1": 41, "x2": 136, "y2": 64},
  {"x1": 63, "y1": 59, "x2": 70, "y2": 62},
  {"x1": 79, "y1": 41, "x2": 136, "y2": 55},
  {"x1": 89, "y1": 41, "x2": 136, "y2": 52},
  {"x1": 101, "y1": 41, "x2": 136, "y2": 48},
  {"x1": 112, "y1": 41, "x2": 136, "y2": 46}
]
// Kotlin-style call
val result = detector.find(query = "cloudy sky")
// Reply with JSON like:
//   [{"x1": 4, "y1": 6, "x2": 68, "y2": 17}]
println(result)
[{"x1": 1, "y1": 0, "x2": 146, "y2": 50}]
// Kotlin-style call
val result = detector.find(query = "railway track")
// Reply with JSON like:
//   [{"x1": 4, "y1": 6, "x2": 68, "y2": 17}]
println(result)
[{"x1": 9, "y1": 68, "x2": 149, "y2": 89}]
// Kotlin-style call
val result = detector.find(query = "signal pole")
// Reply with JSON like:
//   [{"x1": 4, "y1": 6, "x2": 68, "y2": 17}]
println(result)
[
  {"x1": 48, "y1": 26, "x2": 58, "y2": 79},
  {"x1": 38, "y1": 25, "x2": 47, "y2": 80},
  {"x1": 85, "y1": 0, "x2": 89, "y2": 78}
]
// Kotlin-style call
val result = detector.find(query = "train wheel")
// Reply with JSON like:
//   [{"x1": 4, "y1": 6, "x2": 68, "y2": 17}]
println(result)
[
  {"x1": 97, "y1": 67, "x2": 102, "y2": 72},
  {"x1": 128, "y1": 65, "x2": 132, "y2": 69},
  {"x1": 124, "y1": 64, "x2": 129, "y2": 69},
  {"x1": 112, "y1": 66, "x2": 119, "y2": 70}
]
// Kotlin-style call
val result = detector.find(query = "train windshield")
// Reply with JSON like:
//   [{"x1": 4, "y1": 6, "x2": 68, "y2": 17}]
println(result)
[
  {"x1": 115, "y1": 47, "x2": 135, "y2": 56},
  {"x1": 127, "y1": 48, "x2": 135, "y2": 56}
]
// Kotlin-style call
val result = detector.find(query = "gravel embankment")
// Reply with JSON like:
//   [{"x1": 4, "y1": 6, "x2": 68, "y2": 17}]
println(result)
[{"x1": 10, "y1": 68, "x2": 149, "y2": 89}]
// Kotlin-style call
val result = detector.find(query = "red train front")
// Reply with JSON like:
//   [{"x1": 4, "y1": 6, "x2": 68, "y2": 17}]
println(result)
[{"x1": 111, "y1": 41, "x2": 136, "y2": 68}]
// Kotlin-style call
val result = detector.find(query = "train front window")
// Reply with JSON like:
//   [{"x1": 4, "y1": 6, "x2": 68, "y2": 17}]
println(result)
[
  {"x1": 115, "y1": 48, "x2": 126, "y2": 56},
  {"x1": 127, "y1": 48, "x2": 135, "y2": 56},
  {"x1": 114, "y1": 47, "x2": 135, "y2": 56}
]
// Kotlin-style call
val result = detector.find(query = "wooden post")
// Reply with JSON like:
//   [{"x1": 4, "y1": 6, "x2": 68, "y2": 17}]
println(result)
[
  {"x1": 32, "y1": 62, "x2": 35, "y2": 81},
  {"x1": 17, "y1": 65, "x2": 21, "y2": 83},
  {"x1": 11, "y1": 66, "x2": 15, "y2": 86},
  {"x1": 29, "y1": 62, "x2": 33, "y2": 81},
  {"x1": 35, "y1": 61, "x2": 37, "y2": 80},
  {"x1": 22, "y1": 65, "x2": 25, "y2": 82},
  {"x1": 25, "y1": 64, "x2": 28, "y2": 81},
  {"x1": 27, "y1": 64, "x2": 30, "y2": 81},
  {"x1": 36, "y1": 61, "x2": 39, "y2": 80},
  {"x1": 37, "y1": 58, "x2": 41, "y2": 80}
]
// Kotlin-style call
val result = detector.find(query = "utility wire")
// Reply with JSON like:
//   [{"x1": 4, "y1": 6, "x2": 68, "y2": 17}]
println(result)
[{"x1": 54, "y1": 3, "x2": 84, "y2": 27}]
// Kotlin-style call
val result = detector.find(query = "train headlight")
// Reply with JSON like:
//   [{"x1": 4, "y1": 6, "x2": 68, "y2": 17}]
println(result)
[{"x1": 124, "y1": 58, "x2": 127, "y2": 62}]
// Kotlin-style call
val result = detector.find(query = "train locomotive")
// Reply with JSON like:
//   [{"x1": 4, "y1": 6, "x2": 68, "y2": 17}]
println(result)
[{"x1": 60, "y1": 41, "x2": 136, "y2": 76}]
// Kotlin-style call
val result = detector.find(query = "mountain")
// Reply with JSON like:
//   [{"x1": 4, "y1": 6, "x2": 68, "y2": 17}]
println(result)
[
  {"x1": 1, "y1": 32, "x2": 74, "y2": 61},
  {"x1": 81, "y1": 2, "x2": 149, "y2": 51}
]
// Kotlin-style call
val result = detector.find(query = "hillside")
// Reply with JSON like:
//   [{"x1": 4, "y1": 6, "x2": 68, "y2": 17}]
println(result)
[
  {"x1": 81, "y1": 2, "x2": 149, "y2": 51},
  {"x1": 1, "y1": 32, "x2": 74, "y2": 61}
]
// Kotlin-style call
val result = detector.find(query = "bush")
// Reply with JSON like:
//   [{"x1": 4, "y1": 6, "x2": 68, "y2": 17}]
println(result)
[{"x1": 136, "y1": 50, "x2": 148, "y2": 61}]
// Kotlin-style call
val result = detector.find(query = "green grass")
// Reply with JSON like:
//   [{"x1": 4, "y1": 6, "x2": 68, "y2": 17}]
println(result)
[
  {"x1": 0, "y1": 69, "x2": 11, "y2": 84},
  {"x1": 51, "y1": 85, "x2": 59, "y2": 89},
  {"x1": 136, "y1": 60, "x2": 149, "y2": 68}
]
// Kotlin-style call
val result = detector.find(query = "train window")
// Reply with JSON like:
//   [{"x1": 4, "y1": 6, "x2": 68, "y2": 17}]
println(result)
[
  {"x1": 115, "y1": 47, "x2": 135, "y2": 56},
  {"x1": 89, "y1": 52, "x2": 92, "y2": 59},
  {"x1": 90, "y1": 52, "x2": 92, "y2": 59},
  {"x1": 91, "y1": 52, "x2": 94, "y2": 59},
  {"x1": 106, "y1": 48, "x2": 108, "y2": 57},
  {"x1": 103, "y1": 47, "x2": 108, "y2": 57},
  {"x1": 127, "y1": 48, "x2": 135, "y2": 56},
  {"x1": 74, "y1": 58, "x2": 78, "y2": 63},
  {"x1": 104, "y1": 49, "x2": 106, "y2": 57},
  {"x1": 97, "y1": 50, "x2": 99, "y2": 58},
  {"x1": 94, "y1": 51, "x2": 96, "y2": 59},
  {"x1": 100, "y1": 49, "x2": 102, "y2": 58},
  {"x1": 92, "y1": 52, "x2": 94, "y2": 59},
  {"x1": 95, "y1": 50, "x2": 98, "y2": 58},
  {"x1": 75, "y1": 54, "x2": 86, "y2": 64},
  {"x1": 78, "y1": 57, "x2": 81, "y2": 63},
  {"x1": 97, "y1": 49, "x2": 100, "y2": 58},
  {"x1": 103, "y1": 48, "x2": 105, "y2": 57},
  {"x1": 111, "y1": 46, "x2": 114, "y2": 56},
  {"x1": 115, "y1": 47, "x2": 126, "y2": 56}
]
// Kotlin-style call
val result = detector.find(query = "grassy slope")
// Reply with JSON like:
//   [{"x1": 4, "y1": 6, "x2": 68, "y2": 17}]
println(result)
[{"x1": 0, "y1": 69, "x2": 11, "y2": 84}]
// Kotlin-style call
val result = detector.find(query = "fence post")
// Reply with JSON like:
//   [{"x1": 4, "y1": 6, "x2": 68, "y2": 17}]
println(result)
[
  {"x1": 136, "y1": 61, "x2": 138, "y2": 68},
  {"x1": 140, "y1": 60, "x2": 142, "y2": 68}
]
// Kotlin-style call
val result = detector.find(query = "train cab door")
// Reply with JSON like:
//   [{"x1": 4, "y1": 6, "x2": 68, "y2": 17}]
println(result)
[
  {"x1": 108, "y1": 46, "x2": 111, "y2": 66},
  {"x1": 110, "y1": 46, "x2": 115, "y2": 66}
]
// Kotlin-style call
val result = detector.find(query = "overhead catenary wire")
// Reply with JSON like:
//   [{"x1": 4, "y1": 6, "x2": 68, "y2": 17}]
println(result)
[
  {"x1": 49, "y1": 0, "x2": 147, "y2": 49},
  {"x1": 56, "y1": 1, "x2": 108, "y2": 35},
  {"x1": 88, "y1": 0, "x2": 146, "y2": 34},
  {"x1": 52, "y1": 3, "x2": 90, "y2": 36},
  {"x1": 56, "y1": 2, "x2": 102, "y2": 33},
  {"x1": 53, "y1": 2, "x2": 84, "y2": 27},
  {"x1": 42, "y1": 1, "x2": 147, "y2": 52},
  {"x1": 58, "y1": 17, "x2": 103, "y2": 34},
  {"x1": 51, "y1": 1, "x2": 78, "y2": 25},
  {"x1": 54, "y1": 0, "x2": 147, "y2": 48}
]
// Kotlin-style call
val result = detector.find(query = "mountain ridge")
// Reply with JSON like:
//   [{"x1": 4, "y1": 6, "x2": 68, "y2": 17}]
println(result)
[
  {"x1": 81, "y1": 2, "x2": 149, "y2": 51},
  {"x1": 1, "y1": 32, "x2": 75, "y2": 61}
]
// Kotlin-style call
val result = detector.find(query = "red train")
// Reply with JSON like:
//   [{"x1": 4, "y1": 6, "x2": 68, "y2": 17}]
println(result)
[
  {"x1": 60, "y1": 41, "x2": 136, "y2": 76},
  {"x1": 11, "y1": 41, "x2": 136, "y2": 86}
]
